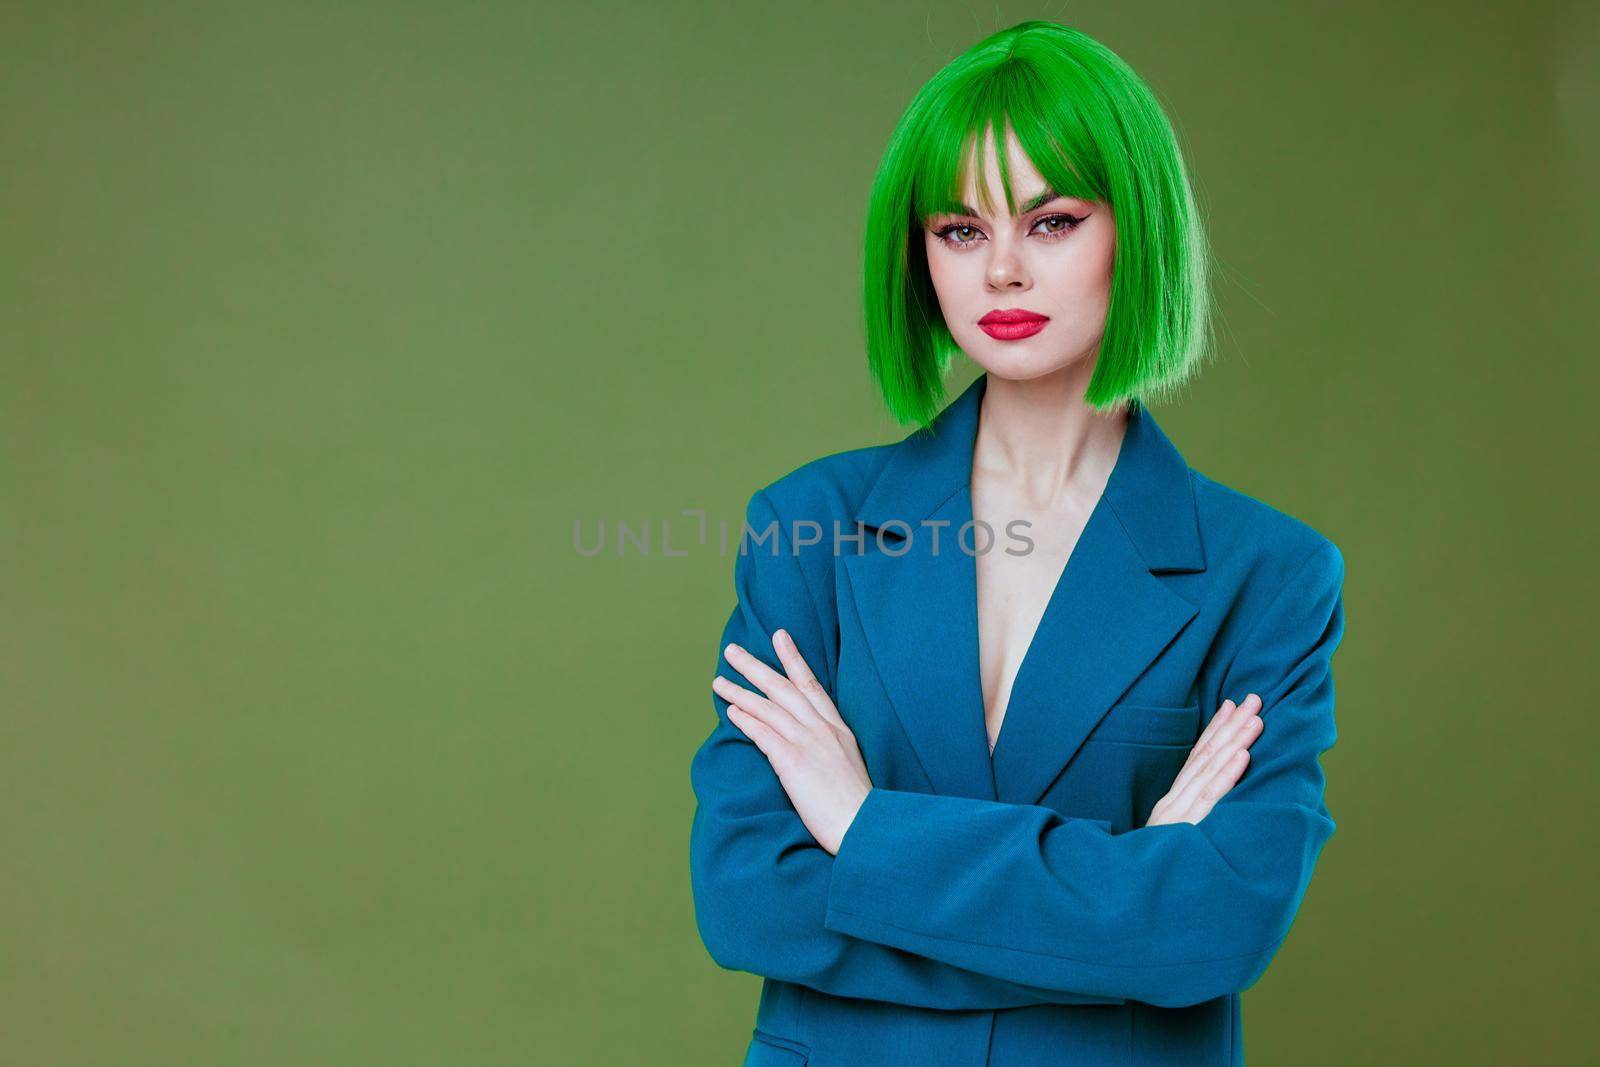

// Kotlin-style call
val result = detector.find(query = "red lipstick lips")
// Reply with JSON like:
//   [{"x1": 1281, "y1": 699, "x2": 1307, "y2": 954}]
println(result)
[{"x1": 978, "y1": 308, "x2": 1049, "y2": 341}]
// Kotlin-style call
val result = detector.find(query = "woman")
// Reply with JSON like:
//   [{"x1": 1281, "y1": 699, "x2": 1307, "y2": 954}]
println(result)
[{"x1": 689, "y1": 21, "x2": 1346, "y2": 1067}]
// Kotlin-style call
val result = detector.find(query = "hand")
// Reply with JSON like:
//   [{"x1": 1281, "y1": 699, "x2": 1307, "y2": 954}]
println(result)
[
  {"x1": 713, "y1": 629, "x2": 873, "y2": 855},
  {"x1": 1145, "y1": 693, "x2": 1264, "y2": 827}
]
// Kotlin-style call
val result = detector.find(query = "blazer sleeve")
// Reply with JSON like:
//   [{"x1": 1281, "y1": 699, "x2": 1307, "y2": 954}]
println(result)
[
  {"x1": 688, "y1": 489, "x2": 1127, "y2": 1010},
  {"x1": 822, "y1": 540, "x2": 1347, "y2": 1009}
]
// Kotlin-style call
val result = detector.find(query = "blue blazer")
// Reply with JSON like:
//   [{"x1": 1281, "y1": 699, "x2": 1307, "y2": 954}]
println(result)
[{"x1": 689, "y1": 373, "x2": 1347, "y2": 1067}]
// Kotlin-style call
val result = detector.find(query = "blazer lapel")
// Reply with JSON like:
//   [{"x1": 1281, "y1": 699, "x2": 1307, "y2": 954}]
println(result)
[
  {"x1": 987, "y1": 493, "x2": 1200, "y2": 805},
  {"x1": 842, "y1": 376, "x2": 996, "y2": 800},
  {"x1": 843, "y1": 372, "x2": 1208, "y2": 807}
]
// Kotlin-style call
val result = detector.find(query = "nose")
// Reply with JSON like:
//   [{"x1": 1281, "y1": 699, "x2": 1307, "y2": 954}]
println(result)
[{"x1": 985, "y1": 245, "x2": 1030, "y2": 290}]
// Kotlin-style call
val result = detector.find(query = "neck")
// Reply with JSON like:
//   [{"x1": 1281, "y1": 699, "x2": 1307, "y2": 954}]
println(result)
[{"x1": 971, "y1": 365, "x2": 1129, "y2": 508}]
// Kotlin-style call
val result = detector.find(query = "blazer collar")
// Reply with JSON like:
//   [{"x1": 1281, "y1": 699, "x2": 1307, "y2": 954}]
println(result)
[
  {"x1": 843, "y1": 372, "x2": 1207, "y2": 805},
  {"x1": 855, "y1": 372, "x2": 1206, "y2": 573}
]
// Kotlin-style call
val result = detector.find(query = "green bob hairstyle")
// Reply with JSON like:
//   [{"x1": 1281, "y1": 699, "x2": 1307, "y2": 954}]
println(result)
[{"x1": 862, "y1": 20, "x2": 1213, "y2": 428}]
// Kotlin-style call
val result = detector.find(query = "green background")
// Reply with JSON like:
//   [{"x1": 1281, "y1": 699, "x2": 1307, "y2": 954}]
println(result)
[{"x1": 4, "y1": 1, "x2": 1595, "y2": 1063}]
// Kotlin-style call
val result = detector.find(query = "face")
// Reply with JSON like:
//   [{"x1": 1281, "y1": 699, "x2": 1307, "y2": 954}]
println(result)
[{"x1": 922, "y1": 124, "x2": 1115, "y2": 383}]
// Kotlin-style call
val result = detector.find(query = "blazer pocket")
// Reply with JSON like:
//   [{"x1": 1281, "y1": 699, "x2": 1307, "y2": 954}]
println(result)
[
  {"x1": 744, "y1": 1029, "x2": 810, "y2": 1066},
  {"x1": 1088, "y1": 700, "x2": 1201, "y2": 747}
]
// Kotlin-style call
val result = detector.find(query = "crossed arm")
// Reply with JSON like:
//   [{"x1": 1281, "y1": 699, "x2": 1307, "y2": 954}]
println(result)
[{"x1": 688, "y1": 489, "x2": 1346, "y2": 1010}]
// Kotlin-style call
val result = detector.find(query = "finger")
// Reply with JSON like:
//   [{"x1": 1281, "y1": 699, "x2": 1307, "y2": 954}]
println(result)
[
  {"x1": 772, "y1": 629, "x2": 845, "y2": 727},
  {"x1": 1165, "y1": 698, "x2": 1260, "y2": 819},
  {"x1": 713, "y1": 676, "x2": 805, "y2": 744},
  {"x1": 1189, "y1": 749, "x2": 1251, "y2": 823},
  {"x1": 727, "y1": 705, "x2": 791, "y2": 765},
  {"x1": 1157, "y1": 747, "x2": 1247, "y2": 827},
  {"x1": 723, "y1": 642, "x2": 812, "y2": 719},
  {"x1": 1201, "y1": 749, "x2": 1250, "y2": 802},
  {"x1": 1198, "y1": 694, "x2": 1259, "y2": 757},
  {"x1": 1180, "y1": 704, "x2": 1260, "y2": 808},
  {"x1": 1168, "y1": 697, "x2": 1263, "y2": 817},
  {"x1": 1201, "y1": 694, "x2": 1260, "y2": 764},
  {"x1": 1167, "y1": 699, "x2": 1237, "y2": 797}
]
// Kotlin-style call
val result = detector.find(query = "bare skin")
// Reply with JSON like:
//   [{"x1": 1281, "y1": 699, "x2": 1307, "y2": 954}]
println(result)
[
  {"x1": 716, "y1": 120, "x2": 1260, "y2": 853},
  {"x1": 924, "y1": 121, "x2": 1124, "y2": 754},
  {"x1": 969, "y1": 399, "x2": 1122, "y2": 755},
  {"x1": 714, "y1": 631, "x2": 1264, "y2": 855}
]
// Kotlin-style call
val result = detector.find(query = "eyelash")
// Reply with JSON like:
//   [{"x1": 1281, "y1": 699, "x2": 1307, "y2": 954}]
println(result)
[{"x1": 930, "y1": 213, "x2": 1086, "y2": 250}]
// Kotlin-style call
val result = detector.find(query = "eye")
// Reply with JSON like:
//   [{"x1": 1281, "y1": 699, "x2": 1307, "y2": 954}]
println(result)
[
  {"x1": 1034, "y1": 212, "x2": 1087, "y2": 238},
  {"x1": 932, "y1": 222, "x2": 982, "y2": 247},
  {"x1": 930, "y1": 212, "x2": 1088, "y2": 251}
]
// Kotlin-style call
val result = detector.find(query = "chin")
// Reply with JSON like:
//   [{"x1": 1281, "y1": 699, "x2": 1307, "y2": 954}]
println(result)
[{"x1": 967, "y1": 344, "x2": 1088, "y2": 382}]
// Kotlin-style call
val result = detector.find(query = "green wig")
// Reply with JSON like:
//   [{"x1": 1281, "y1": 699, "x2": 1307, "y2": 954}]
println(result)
[{"x1": 862, "y1": 20, "x2": 1213, "y2": 427}]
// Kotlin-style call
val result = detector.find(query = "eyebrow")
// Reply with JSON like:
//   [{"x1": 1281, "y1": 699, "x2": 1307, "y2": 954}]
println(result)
[{"x1": 942, "y1": 188, "x2": 1066, "y2": 219}]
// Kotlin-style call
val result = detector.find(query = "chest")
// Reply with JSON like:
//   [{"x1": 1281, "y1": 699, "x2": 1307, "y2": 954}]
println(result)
[
  {"x1": 972, "y1": 494, "x2": 1095, "y2": 750},
  {"x1": 831, "y1": 447, "x2": 1213, "y2": 810}
]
